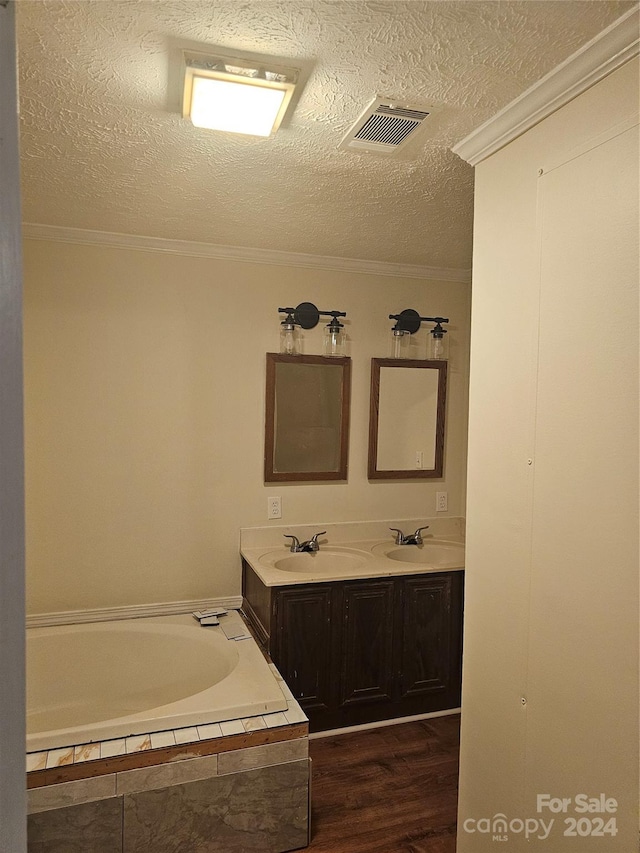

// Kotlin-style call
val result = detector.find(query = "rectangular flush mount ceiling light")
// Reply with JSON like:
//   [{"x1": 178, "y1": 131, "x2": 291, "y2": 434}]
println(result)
[{"x1": 182, "y1": 52, "x2": 298, "y2": 137}]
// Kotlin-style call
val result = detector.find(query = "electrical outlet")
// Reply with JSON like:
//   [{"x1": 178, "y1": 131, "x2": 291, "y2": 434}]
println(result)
[
  {"x1": 436, "y1": 491, "x2": 448, "y2": 513},
  {"x1": 267, "y1": 496, "x2": 282, "y2": 519}
]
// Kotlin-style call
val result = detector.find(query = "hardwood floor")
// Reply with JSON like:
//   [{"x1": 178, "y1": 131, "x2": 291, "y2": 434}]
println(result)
[{"x1": 307, "y1": 714, "x2": 460, "y2": 853}]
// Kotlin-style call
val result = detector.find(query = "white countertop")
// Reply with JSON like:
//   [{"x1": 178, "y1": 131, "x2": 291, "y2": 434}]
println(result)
[{"x1": 241, "y1": 536, "x2": 465, "y2": 587}]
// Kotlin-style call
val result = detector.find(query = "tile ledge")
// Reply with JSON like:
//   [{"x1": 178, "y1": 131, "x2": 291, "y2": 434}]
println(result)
[{"x1": 27, "y1": 723, "x2": 309, "y2": 788}]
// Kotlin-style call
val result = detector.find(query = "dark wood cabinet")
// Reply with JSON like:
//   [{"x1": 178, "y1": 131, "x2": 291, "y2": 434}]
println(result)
[
  {"x1": 399, "y1": 575, "x2": 456, "y2": 700},
  {"x1": 242, "y1": 561, "x2": 463, "y2": 732},
  {"x1": 272, "y1": 586, "x2": 335, "y2": 713},
  {"x1": 339, "y1": 579, "x2": 396, "y2": 710}
]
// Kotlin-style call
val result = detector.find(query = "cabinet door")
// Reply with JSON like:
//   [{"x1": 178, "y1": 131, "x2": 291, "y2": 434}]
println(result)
[
  {"x1": 399, "y1": 574, "x2": 462, "y2": 700},
  {"x1": 273, "y1": 586, "x2": 335, "y2": 713},
  {"x1": 338, "y1": 579, "x2": 396, "y2": 708}
]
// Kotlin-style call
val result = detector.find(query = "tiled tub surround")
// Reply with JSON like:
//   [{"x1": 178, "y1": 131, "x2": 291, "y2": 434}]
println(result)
[
  {"x1": 28, "y1": 721, "x2": 309, "y2": 853},
  {"x1": 27, "y1": 610, "x2": 287, "y2": 752},
  {"x1": 26, "y1": 611, "x2": 310, "y2": 853}
]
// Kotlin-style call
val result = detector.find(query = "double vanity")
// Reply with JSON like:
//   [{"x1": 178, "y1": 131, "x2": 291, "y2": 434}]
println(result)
[
  {"x1": 256, "y1": 350, "x2": 463, "y2": 731},
  {"x1": 241, "y1": 520, "x2": 464, "y2": 732}
]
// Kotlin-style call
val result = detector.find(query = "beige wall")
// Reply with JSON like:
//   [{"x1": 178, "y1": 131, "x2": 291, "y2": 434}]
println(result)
[
  {"x1": 458, "y1": 58, "x2": 639, "y2": 850},
  {"x1": 23, "y1": 241, "x2": 470, "y2": 614}
]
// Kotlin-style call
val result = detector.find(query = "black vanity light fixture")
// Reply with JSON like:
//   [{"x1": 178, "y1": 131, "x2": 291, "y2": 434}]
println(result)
[
  {"x1": 278, "y1": 303, "x2": 347, "y2": 357},
  {"x1": 389, "y1": 308, "x2": 449, "y2": 359}
]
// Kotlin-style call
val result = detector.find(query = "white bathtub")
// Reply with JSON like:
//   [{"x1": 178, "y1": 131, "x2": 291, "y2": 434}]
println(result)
[{"x1": 26, "y1": 612, "x2": 288, "y2": 753}]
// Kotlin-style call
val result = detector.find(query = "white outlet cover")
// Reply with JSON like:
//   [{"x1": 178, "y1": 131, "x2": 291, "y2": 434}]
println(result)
[{"x1": 267, "y1": 496, "x2": 282, "y2": 519}]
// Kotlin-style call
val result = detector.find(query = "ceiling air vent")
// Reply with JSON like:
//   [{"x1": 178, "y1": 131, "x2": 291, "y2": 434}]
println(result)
[{"x1": 340, "y1": 96, "x2": 433, "y2": 155}]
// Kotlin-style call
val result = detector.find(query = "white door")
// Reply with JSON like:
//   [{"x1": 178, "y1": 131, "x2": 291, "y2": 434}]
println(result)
[{"x1": 525, "y1": 123, "x2": 639, "y2": 850}]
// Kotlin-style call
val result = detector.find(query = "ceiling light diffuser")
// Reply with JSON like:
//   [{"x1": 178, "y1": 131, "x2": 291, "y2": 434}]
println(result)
[{"x1": 183, "y1": 52, "x2": 298, "y2": 137}]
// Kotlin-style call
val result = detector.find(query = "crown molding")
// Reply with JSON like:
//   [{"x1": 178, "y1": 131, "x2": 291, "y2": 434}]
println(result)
[
  {"x1": 22, "y1": 223, "x2": 471, "y2": 284},
  {"x1": 452, "y1": 4, "x2": 640, "y2": 166}
]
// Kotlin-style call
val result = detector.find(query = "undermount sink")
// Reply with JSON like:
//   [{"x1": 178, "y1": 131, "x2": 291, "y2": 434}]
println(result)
[
  {"x1": 271, "y1": 550, "x2": 367, "y2": 573},
  {"x1": 373, "y1": 540, "x2": 464, "y2": 566}
]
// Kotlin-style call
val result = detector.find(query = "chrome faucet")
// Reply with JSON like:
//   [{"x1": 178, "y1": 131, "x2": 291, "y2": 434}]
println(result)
[
  {"x1": 389, "y1": 526, "x2": 429, "y2": 546},
  {"x1": 284, "y1": 531, "x2": 327, "y2": 553}
]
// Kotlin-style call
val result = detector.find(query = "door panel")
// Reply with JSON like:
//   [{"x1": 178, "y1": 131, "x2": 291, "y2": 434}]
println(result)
[
  {"x1": 339, "y1": 580, "x2": 395, "y2": 707},
  {"x1": 400, "y1": 575, "x2": 452, "y2": 697},
  {"x1": 273, "y1": 586, "x2": 334, "y2": 712}
]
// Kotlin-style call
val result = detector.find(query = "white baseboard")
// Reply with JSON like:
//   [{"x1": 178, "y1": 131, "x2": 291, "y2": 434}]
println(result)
[
  {"x1": 308, "y1": 707, "x2": 461, "y2": 739},
  {"x1": 26, "y1": 596, "x2": 243, "y2": 628}
]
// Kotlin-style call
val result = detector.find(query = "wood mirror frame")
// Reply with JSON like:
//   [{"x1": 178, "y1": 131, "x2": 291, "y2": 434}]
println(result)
[
  {"x1": 368, "y1": 358, "x2": 447, "y2": 479},
  {"x1": 264, "y1": 353, "x2": 351, "y2": 482}
]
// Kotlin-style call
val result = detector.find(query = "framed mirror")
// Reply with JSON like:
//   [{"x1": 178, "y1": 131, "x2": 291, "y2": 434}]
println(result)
[
  {"x1": 265, "y1": 353, "x2": 351, "y2": 482},
  {"x1": 368, "y1": 358, "x2": 447, "y2": 479}
]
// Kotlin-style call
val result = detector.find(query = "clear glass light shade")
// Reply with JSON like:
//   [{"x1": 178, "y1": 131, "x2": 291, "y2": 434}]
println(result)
[
  {"x1": 324, "y1": 326, "x2": 345, "y2": 357},
  {"x1": 189, "y1": 76, "x2": 287, "y2": 136},
  {"x1": 428, "y1": 332, "x2": 449, "y2": 360},
  {"x1": 390, "y1": 329, "x2": 411, "y2": 358},
  {"x1": 280, "y1": 324, "x2": 301, "y2": 355}
]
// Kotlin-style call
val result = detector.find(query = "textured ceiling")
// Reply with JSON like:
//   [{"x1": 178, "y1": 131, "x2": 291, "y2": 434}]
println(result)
[{"x1": 17, "y1": 1, "x2": 634, "y2": 271}]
